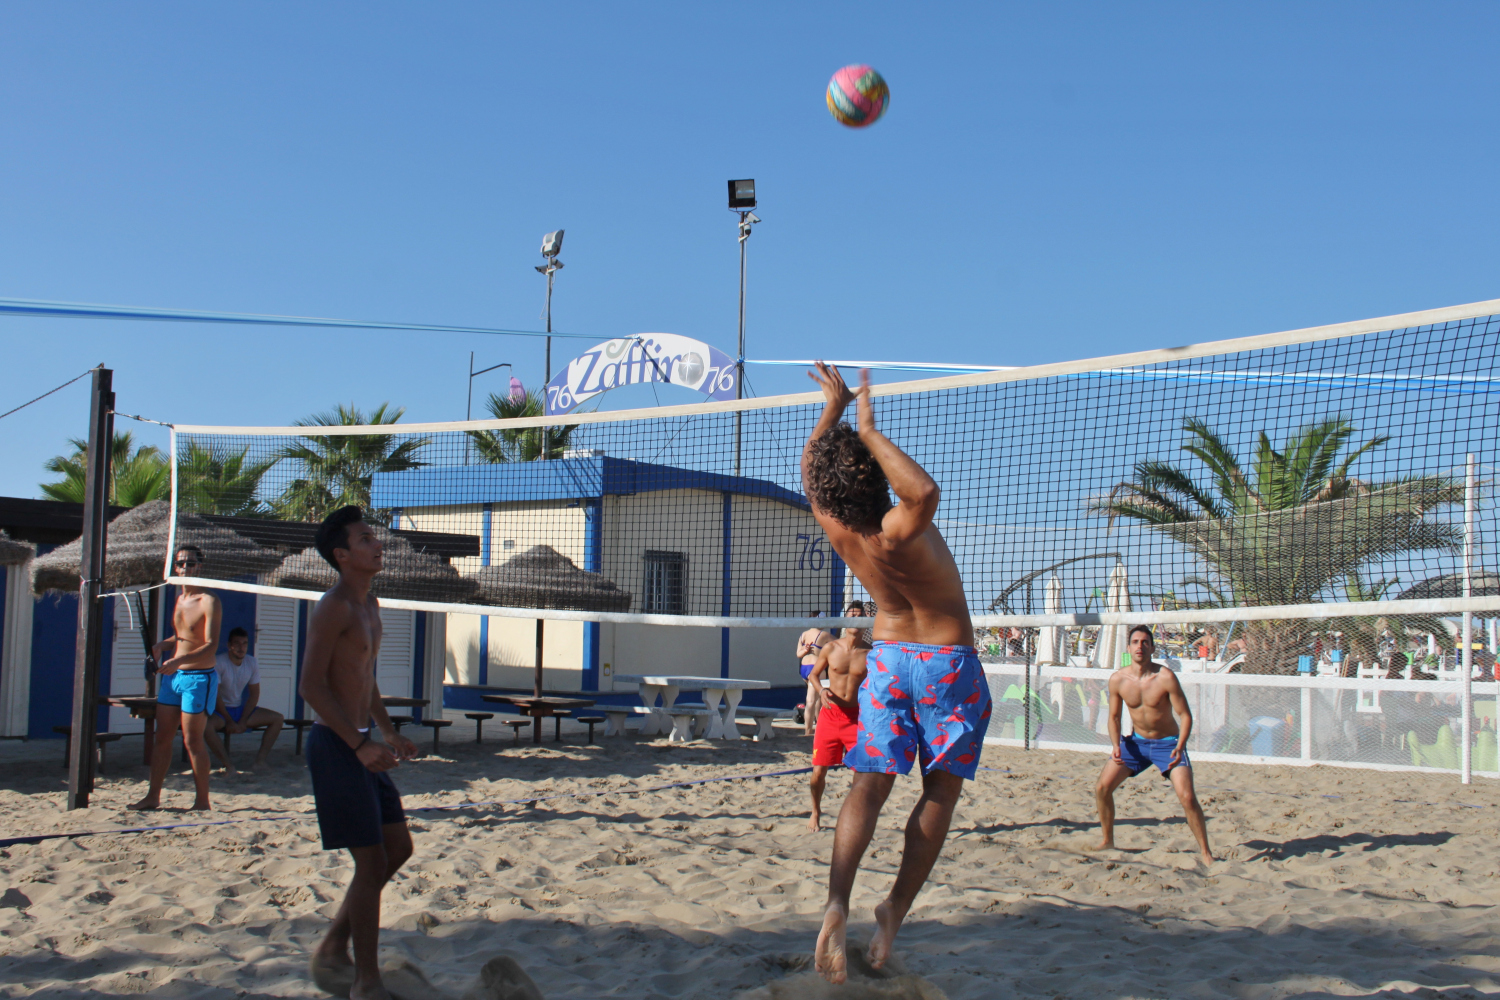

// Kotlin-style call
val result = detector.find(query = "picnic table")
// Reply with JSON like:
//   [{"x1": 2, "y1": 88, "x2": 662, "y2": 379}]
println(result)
[
  {"x1": 612, "y1": 674, "x2": 771, "y2": 741},
  {"x1": 105, "y1": 697, "x2": 159, "y2": 764},
  {"x1": 481, "y1": 695, "x2": 596, "y2": 744}
]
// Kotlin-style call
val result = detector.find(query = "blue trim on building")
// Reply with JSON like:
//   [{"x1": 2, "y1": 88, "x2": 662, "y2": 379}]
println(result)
[
  {"x1": 830, "y1": 552, "x2": 847, "y2": 614},
  {"x1": 479, "y1": 502, "x2": 492, "y2": 686},
  {"x1": 371, "y1": 456, "x2": 808, "y2": 511},
  {"x1": 582, "y1": 497, "x2": 602, "y2": 691},
  {"x1": 294, "y1": 600, "x2": 308, "y2": 720},
  {"x1": 721, "y1": 491, "x2": 732, "y2": 679}
]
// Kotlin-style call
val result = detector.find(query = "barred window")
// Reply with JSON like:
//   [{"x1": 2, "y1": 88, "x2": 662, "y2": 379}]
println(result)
[{"x1": 642, "y1": 551, "x2": 686, "y2": 614}]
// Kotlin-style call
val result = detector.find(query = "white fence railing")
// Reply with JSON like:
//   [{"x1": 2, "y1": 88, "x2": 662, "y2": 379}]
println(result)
[{"x1": 982, "y1": 662, "x2": 1500, "y2": 780}]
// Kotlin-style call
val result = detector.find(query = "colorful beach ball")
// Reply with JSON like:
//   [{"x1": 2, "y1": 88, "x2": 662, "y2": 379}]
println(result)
[{"x1": 826, "y1": 64, "x2": 890, "y2": 128}]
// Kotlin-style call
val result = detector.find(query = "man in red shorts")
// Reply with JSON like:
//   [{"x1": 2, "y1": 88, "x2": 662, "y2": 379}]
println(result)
[{"x1": 806, "y1": 602, "x2": 871, "y2": 831}]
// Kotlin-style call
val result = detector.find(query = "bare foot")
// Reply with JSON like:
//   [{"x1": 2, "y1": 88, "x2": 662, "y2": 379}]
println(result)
[
  {"x1": 807, "y1": 812, "x2": 821, "y2": 832},
  {"x1": 868, "y1": 898, "x2": 905, "y2": 971},
  {"x1": 1094, "y1": 839, "x2": 1115, "y2": 852},
  {"x1": 814, "y1": 903, "x2": 848, "y2": 984},
  {"x1": 309, "y1": 953, "x2": 355, "y2": 998},
  {"x1": 127, "y1": 798, "x2": 160, "y2": 811},
  {"x1": 1200, "y1": 852, "x2": 1215, "y2": 865},
  {"x1": 190, "y1": 800, "x2": 211, "y2": 812},
  {"x1": 348, "y1": 979, "x2": 391, "y2": 1000}
]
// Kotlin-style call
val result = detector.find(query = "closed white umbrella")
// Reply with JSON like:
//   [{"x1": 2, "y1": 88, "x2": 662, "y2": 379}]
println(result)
[
  {"x1": 1091, "y1": 562, "x2": 1131, "y2": 670},
  {"x1": 1035, "y1": 574, "x2": 1065, "y2": 665}
]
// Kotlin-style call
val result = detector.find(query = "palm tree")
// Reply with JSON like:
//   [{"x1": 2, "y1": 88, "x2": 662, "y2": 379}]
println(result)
[
  {"x1": 271, "y1": 403, "x2": 429, "y2": 522},
  {"x1": 466, "y1": 389, "x2": 574, "y2": 463},
  {"x1": 40, "y1": 432, "x2": 169, "y2": 507},
  {"x1": 177, "y1": 442, "x2": 277, "y2": 517},
  {"x1": 1092, "y1": 416, "x2": 1462, "y2": 673}
]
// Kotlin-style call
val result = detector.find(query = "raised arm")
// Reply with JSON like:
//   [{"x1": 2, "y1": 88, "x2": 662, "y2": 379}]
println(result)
[
  {"x1": 853, "y1": 369, "x2": 939, "y2": 543},
  {"x1": 1165, "y1": 672, "x2": 1193, "y2": 766},
  {"x1": 802, "y1": 361, "x2": 858, "y2": 490}
]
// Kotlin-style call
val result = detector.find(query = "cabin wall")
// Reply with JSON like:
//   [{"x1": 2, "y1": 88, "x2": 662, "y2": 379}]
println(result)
[{"x1": 0, "y1": 564, "x2": 33, "y2": 737}]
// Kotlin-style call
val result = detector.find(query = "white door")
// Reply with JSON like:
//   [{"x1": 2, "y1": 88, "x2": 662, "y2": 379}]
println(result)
[
  {"x1": 377, "y1": 608, "x2": 415, "y2": 703},
  {"x1": 253, "y1": 596, "x2": 299, "y2": 718},
  {"x1": 109, "y1": 594, "x2": 151, "y2": 732}
]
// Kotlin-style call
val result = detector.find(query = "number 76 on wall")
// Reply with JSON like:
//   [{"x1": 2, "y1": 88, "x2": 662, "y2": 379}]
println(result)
[{"x1": 796, "y1": 533, "x2": 829, "y2": 571}]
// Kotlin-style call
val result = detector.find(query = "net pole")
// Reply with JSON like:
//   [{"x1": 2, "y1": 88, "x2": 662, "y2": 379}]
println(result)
[{"x1": 1462, "y1": 454, "x2": 1476, "y2": 784}]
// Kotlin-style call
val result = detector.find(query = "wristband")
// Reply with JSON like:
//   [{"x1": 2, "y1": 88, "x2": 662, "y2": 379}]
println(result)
[{"x1": 353, "y1": 733, "x2": 370, "y2": 752}]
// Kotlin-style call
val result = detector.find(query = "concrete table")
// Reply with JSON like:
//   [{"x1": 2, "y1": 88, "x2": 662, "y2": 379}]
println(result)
[{"x1": 612, "y1": 675, "x2": 771, "y2": 740}]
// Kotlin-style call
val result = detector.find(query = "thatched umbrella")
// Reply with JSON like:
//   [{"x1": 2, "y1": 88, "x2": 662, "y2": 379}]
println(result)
[
  {"x1": 265, "y1": 525, "x2": 482, "y2": 604},
  {"x1": 0, "y1": 532, "x2": 32, "y2": 567},
  {"x1": 467, "y1": 545, "x2": 632, "y2": 696},
  {"x1": 1396, "y1": 572, "x2": 1500, "y2": 601},
  {"x1": 30, "y1": 500, "x2": 283, "y2": 595}
]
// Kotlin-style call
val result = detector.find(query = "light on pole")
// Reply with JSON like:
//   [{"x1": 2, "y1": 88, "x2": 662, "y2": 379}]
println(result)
[
  {"x1": 536, "y1": 229, "x2": 564, "y2": 460},
  {"x1": 727, "y1": 180, "x2": 759, "y2": 476},
  {"x1": 464, "y1": 354, "x2": 512, "y2": 463}
]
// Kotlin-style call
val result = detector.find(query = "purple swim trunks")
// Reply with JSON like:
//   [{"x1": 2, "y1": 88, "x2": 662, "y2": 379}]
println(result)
[{"x1": 844, "y1": 641, "x2": 992, "y2": 779}]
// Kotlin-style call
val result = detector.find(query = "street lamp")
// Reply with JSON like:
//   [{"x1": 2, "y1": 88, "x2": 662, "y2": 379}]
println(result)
[
  {"x1": 464, "y1": 355, "x2": 512, "y2": 463},
  {"x1": 535, "y1": 229, "x2": 564, "y2": 385},
  {"x1": 727, "y1": 181, "x2": 759, "y2": 476}
]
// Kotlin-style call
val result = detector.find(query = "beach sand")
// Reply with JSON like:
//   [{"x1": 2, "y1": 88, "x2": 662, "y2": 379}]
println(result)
[{"x1": 0, "y1": 725, "x2": 1497, "y2": 999}]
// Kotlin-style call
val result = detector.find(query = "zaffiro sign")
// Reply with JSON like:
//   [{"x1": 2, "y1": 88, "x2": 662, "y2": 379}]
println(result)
[{"x1": 544, "y1": 334, "x2": 738, "y2": 415}]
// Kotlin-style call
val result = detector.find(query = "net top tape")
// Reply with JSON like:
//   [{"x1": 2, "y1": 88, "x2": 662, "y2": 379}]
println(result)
[{"x1": 172, "y1": 297, "x2": 1500, "y2": 435}]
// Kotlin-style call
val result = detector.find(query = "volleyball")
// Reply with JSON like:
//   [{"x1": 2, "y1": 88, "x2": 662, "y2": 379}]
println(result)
[{"x1": 826, "y1": 64, "x2": 890, "y2": 128}]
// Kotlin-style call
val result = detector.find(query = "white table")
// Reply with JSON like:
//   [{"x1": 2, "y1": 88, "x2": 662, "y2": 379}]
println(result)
[{"x1": 612, "y1": 674, "x2": 771, "y2": 740}]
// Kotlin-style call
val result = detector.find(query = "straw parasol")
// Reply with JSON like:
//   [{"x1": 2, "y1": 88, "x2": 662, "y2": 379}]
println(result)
[
  {"x1": 265, "y1": 525, "x2": 482, "y2": 604},
  {"x1": 466, "y1": 545, "x2": 632, "y2": 696},
  {"x1": 0, "y1": 532, "x2": 33, "y2": 567},
  {"x1": 468, "y1": 545, "x2": 632, "y2": 612},
  {"x1": 1396, "y1": 572, "x2": 1500, "y2": 601},
  {"x1": 30, "y1": 500, "x2": 283, "y2": 595},
  {"x1": 1034, "y1": 574, "x2": 1065, "y2": 666},
  {"x1": 1091, "y1": 561, "x2": 1131, "y2": 670}
]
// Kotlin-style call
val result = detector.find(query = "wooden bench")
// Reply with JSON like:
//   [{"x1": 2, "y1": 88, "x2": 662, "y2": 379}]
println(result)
[
  {"x1": 52, "y1": 726, "x2": 134, "y2": 771},
  {"x1": 222, "y1": 723, "x2": 270, "y2": 756},
  {"x1": 418, "y1": 718, "x2": 452, "y2": 752},
  {"x1": 502, "y1": 720, "x2": 531, "y2": 743},
  {"x1": 464, "y1": 712, "x2": 496, "y2": 742},
  {"x1": 387, "y1": 715, "x2": 414, "y2": 733},
  {"x1": 286, "y1": 718, "x2": 315, "y2": 755},
  {"x1": 734, "y1": 707, "x2": 793, "y2": 741}
]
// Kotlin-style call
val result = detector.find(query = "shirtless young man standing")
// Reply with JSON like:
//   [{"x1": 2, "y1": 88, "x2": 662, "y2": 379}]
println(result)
[
  {"x1": 1095, "y1": 625, "x2": 1213, "y2": 863},
  {"x1": 796, "y1": 613, "x2": 836, "y2": 735},
  {"x1": 805, "y1": 602, "x2": 871, "y2": 831},
  {"x1": 802, "y1": 363, "x2": 992, "y2": 984},
  {"x1": 130, "y1": 544, "x2": 222, "y2": 811},
  {"x1": 298, "y1": 506, "x2": 419, "y2": 1000}
]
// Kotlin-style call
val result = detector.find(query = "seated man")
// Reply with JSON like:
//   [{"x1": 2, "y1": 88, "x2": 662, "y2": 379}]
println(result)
[
  {"x1": 206, "y1": 626, "x2": 285, "y2": 769},
  {"x1": 1094, "y1": 625, "x2": 1213, "y2": 863},
  {"x1": 805, "y1": 602, "x2": 871, "y2": 831}
]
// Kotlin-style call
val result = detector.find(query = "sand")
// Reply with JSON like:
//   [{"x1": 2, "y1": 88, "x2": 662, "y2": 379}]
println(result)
[{"x1": 0, "y1": 723, "x2": 1497, "y2": 999}]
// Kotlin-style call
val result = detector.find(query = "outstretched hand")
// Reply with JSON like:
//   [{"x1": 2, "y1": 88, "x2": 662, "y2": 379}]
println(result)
[
  {"x1": 855, "y1": 369, "x2": 875, "y2": 435},
  {"x1": 807, "y1": 363, "x2": 872, "y2": 426}
]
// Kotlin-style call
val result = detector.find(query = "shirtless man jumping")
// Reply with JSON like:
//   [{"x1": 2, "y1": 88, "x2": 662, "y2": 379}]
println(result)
[
  {"x1": 806, "y1": 601, "x2": 870, "y2": 831},
  {"x1": 1094, "y1": 625, "x2": 1213, "y2": 863},
  {"x1": 130, "y1": 544, "x2": 221, "y2": 811},
  {"x1": 298, "y1": 506, "x2": 418, "y2": 1000},
  {"x1": 802, "y1": 363, "x2": 991, "y2": 984}
]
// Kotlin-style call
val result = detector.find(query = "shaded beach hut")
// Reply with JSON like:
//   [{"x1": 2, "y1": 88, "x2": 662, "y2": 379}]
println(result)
[
  {"x1": 466, "y1": 545, "x2": 632, "y2": 696},
  {"x1": 29, "y1": 500, "x2": 282, "y2": 595}
]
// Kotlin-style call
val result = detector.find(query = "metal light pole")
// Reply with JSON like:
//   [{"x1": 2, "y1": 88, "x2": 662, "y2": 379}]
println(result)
[
  {"x1": 727, "y1": 180, "x2": 759, "y2": 476},
  {"x1": 464, "y1": 354, "x2": 513, "y2": 463},
  {"x1": 536, "y1": 230, "x2": 564, "y2": 461}
]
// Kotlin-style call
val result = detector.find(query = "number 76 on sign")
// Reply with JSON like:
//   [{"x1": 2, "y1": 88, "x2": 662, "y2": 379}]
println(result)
[{"x1": 796, "y1": 533, "x2": 829, "y2": 571}]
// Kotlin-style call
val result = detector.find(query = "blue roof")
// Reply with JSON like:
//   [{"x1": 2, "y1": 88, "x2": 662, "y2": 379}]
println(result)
[{"x1": 371, "y1": 456, "x2": 809, "y2": 510}]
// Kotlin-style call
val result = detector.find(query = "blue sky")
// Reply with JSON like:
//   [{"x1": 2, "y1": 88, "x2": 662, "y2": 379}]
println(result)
[{"x1": 2, "y1": 3, "x2": 1498, "y2": 500}]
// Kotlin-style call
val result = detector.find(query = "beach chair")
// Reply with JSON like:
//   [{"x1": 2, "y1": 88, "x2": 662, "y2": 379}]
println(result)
[{"x1": 1355, "y1": 662, "x2": 1382, "y2": 714}]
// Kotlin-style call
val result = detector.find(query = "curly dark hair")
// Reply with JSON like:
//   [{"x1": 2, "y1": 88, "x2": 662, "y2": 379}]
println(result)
[{"x1": 805, "y1": 423, "x2": 891, "y2": 532}]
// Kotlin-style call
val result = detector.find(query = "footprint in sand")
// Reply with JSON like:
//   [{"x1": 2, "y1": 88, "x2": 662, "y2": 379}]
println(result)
[
  {"x1": 310, "y1": 955, "x2": 545, "y2": 1000},
  {"x1": 737, "y1": 942, "x2": 949, "y2": 1000}
]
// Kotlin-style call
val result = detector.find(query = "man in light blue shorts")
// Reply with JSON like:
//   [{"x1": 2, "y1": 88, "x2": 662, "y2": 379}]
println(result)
[
  {"x1": 1094, "y1": 625, "x2": 1213, "y2": 864},
  {"x1": 801, "y1": 363, "x2": 992, "y2": 984}
]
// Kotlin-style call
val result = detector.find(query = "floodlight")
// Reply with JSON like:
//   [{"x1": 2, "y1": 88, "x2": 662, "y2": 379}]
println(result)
[
  {"x1": 728, "y1": 179, "x2": 756, "y2": 209},
  {"x1": 541, "y1": 230, "x2": 564, "y2": 256}
]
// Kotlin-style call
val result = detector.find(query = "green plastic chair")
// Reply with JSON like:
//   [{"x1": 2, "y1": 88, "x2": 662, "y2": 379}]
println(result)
[{"x1": 1474, "y1": 729, "x2": 1498, "y2": 773}]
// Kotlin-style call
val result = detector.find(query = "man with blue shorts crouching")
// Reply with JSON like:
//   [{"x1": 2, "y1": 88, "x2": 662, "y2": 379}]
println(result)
[
  {"x1": 1095, "y1": 625, "x2": 1214, "y2": 863},
  {"x1": 802, "y1": 363, "x2": 992, "y2": 984}
]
